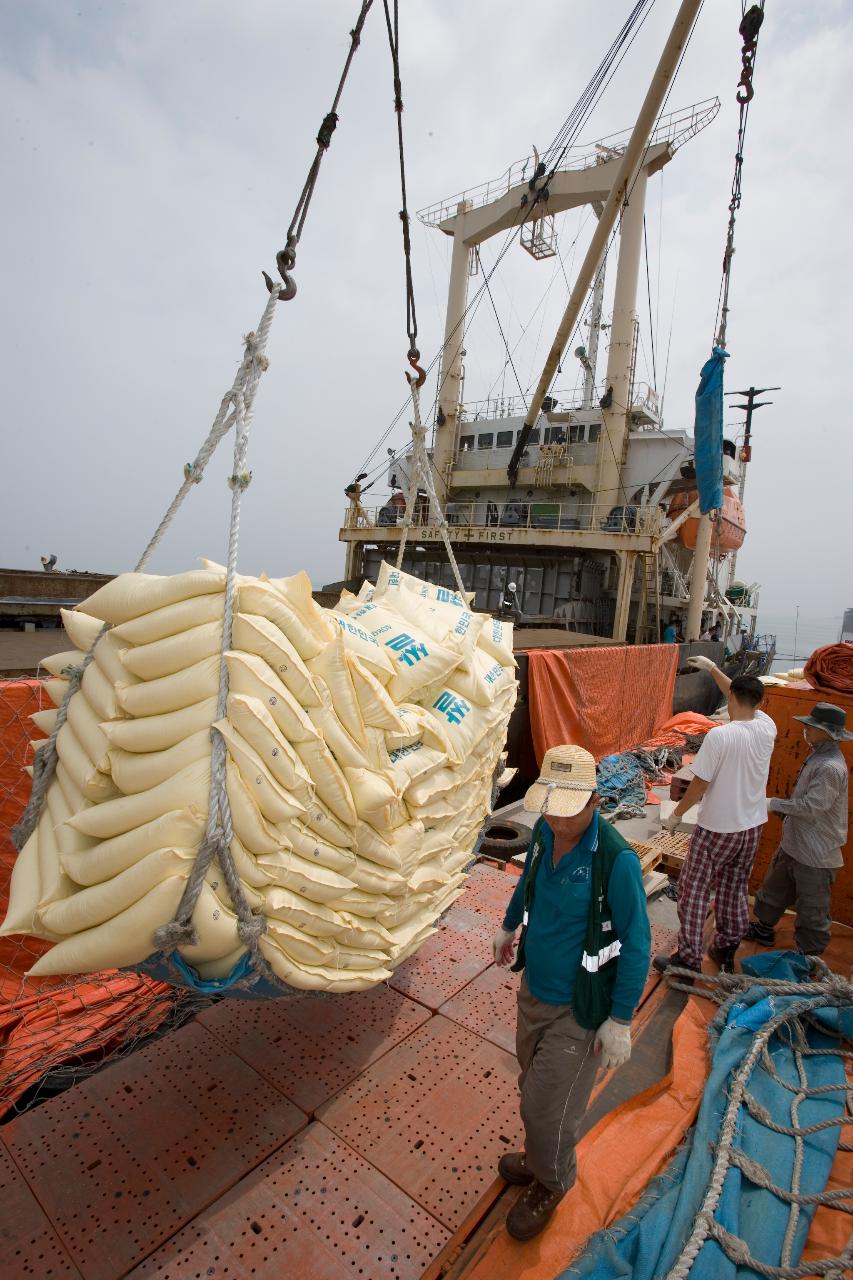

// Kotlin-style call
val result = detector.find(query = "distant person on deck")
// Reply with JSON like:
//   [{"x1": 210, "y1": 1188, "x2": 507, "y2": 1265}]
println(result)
[
  {"x1": 710, "y1": 621, "x2": 723, "y2": 643},
  {"x1": 663, "y1": 614, "x2": 679, "y2": 644},
  {"x1": 491, "y1": 746, "x2": 650, "y2": 1241},
  {"x1": 656, "y1": 659, "x2": 776, "y2": 974},
  {"x1": 739, "y1": 627, "x2": 750, "y2": 651},
  {"x1": 745, "y1": 703, "x2": 850, "y2": 957}
]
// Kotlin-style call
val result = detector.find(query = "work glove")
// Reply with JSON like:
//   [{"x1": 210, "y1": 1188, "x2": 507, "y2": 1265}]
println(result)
[
  {"x1": 493, "y1": 927, "x2": 518, "y2": 966},
  {"x1": 661, "y1": 811, "x2": 682, "y2": 833},
  {"x1": 594, "y1": 1017, "x2": 632, "y2": 1069},
  {"x1": 687, "y1": 655, "x2": 716, "y2": 673}
]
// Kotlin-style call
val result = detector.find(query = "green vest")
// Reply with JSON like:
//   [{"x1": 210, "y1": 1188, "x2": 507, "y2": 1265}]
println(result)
[{"x1": 510, "y1": 816, "x2": 639, "y2": 1030}]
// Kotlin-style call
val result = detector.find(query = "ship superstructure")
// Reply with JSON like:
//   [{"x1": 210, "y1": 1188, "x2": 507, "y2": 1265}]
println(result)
[{"x1": 340, "y1": 100, "x2": 760, "y2": 645}]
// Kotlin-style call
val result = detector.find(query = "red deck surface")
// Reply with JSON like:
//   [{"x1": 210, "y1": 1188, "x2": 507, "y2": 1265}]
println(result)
[{"x1": 0, "y1": 863, "x2": 527, "y2": 1280}]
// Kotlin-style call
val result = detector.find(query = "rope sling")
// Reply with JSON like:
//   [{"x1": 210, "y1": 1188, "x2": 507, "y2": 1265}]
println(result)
[
  {"x1": 12, "y1": 0, "x2": 375, "y2": 992},
  {"x1": 380, "y1": 0, "x2": 468, "y2": 600}
]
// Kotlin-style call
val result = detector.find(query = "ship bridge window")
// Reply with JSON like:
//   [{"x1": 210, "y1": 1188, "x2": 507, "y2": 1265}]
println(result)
[
  {"x1": 568, "y1": 424, "x2": 584, "y2": 444},
  {"x1": 477, "y1": 432, "x2": 494, "y2": 450},
  {"x1": 459, "y1": 435, "x2": 474, "y2": 452},
  {"x1": 496, "y1": 429, "x2": 514, "y2": 449},
  {"x1": 543, "y1": 426, "x2": 566, "y2": 445},
  {"x1": 588, "y1": 423, "x2": 601, "y2": 443}
]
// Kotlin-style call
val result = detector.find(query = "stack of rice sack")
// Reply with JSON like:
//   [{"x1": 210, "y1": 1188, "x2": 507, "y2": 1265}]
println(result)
[{"x1": 1, "y1": 561, "x2": 516, "y2": 992}]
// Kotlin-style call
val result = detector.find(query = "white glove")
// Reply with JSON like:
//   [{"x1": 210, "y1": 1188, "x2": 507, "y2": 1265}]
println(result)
[
  {"x1": 493, "y1": 927, "x2": 517, "y2": 966},
  {"x1": 594, "y1": 1017, "x2": 632, "y2": 1069},
  {"x1": 661, "y1": 811, "x2": 682, "y2": 833},
  {"x1": 688, "y1": 655, "x2": 716, "y2": 673}
]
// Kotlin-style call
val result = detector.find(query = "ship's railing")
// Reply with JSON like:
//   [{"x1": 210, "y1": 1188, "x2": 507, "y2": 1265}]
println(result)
[
  {"x1": 347, "y1": 501, "x2": 662, "y2": 536},
  {"x1": 417, "y1": 98, "x2": 720, "y2": 228},
  {"x1": 459, "y1": 389, "x2": 596, "y2": 422}
]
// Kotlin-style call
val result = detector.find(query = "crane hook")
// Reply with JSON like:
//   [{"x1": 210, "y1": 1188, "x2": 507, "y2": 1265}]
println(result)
[
  {"x1": 406, "y1": 348, "x2": 426, "y2": 388},
  {"x1": 263, "y1": 240, "x2": 298, "y2": 302}
]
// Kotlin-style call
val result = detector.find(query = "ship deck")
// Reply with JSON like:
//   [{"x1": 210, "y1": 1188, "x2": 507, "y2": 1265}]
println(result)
[{"x1": 1, "y1": 860, "x2": 850, "y2": 1280}]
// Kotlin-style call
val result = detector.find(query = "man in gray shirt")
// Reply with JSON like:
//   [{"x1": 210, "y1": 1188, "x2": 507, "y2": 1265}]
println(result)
[{"x1": 745, "y1": 702, "x2": 850, "y2": 956}]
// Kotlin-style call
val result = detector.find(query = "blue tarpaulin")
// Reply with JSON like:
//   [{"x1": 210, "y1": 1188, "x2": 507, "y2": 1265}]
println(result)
[
  {"x1": 561, "y1": 953, "x2": 849, "y2": 1280},
  {"x1": 693, "y1": 346, "x2": 728, "y2": 514}
]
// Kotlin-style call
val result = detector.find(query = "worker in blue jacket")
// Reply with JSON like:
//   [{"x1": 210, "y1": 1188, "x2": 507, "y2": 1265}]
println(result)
[{"x1": 492, "y1": 744, "x2": 651, "y2": 1241}]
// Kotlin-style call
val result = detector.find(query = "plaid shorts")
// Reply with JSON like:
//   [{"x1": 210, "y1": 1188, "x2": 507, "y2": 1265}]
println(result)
[{"x1": 677, "y1": 823, "x2": 763, "y2": 967}]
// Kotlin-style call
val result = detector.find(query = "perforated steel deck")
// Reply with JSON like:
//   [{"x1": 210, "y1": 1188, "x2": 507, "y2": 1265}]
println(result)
[
  {"x1": 2, "y1": 1021, "x2": 307, "y2": 1280},
  {"x1": 388, "y1": 906, "x2": 495, "y2": 1011},
  {"x1": 0, "y1": 870, "x2": 680, "y2": 1279},
  {"x1": 198, "y1": 983, "x2": 431, "y2": 1114},
  {"x1": 126, "y1": 1123, "x2": 449, "y2": 1280},
  {"x1": 0, "y1": 1140, "x2": 80, "y2": 1280},
  {"x1": 317, "y1": 1015, "x2": 523, "y2": 1231},
  {"x1": 439, "y1": 965, "x2": 520, "y2": 1054},
  {"x1": 453, "y1": 863, "x2": 514, "y2": 924}
]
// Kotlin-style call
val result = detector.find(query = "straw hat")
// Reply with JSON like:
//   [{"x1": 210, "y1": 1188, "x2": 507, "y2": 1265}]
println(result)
[{"x1": 523, "y1": 744, "x2": 597, "y2": 817}]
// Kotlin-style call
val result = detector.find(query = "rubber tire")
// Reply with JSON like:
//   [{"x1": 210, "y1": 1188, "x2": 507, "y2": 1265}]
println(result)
[{"x1": 478, "y1": 819, "x2": 530, "y2": 861}]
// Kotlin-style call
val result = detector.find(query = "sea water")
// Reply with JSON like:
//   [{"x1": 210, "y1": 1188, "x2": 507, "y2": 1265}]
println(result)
[{"x1": 756, "y1": 611, "x2": 843, "y2": 674}]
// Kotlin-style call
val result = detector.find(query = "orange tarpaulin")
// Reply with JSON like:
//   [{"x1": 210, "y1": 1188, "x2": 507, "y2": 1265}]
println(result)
[
  {"x1": 462, "y1": 996, "x2": 852, "y2": 1280},
  {"x1": 805, "y1": 642, "x2": 853, "y2": 696},
  {"x1": 463, "y1": 999, "x2": 712, "y2": 1280},
  {"x1": 527, "y1": 644, "x2": 679, "y2": 764}
]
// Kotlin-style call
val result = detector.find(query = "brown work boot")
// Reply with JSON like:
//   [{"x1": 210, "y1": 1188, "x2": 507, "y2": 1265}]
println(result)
[
  {"x1": 505, "y1": 1178, "x2": 565, "y2": 1241},
  {"x1": 498, "y1": 1151, "x2": 534, "y2": 1186}
]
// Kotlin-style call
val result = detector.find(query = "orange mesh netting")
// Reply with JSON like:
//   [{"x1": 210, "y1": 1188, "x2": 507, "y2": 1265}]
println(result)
[
  {"x1": 0, "y1": 679, "x2": 196, "y2": 1118},
  {"x1": 527, "y1": 644, "x2": 679, "y2": 764},
  {"x1": 804, "y1": 642, "x2": 853, "y2": 696}
]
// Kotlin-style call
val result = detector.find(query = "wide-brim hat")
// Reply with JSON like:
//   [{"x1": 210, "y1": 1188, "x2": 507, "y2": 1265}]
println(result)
[
  {"x1": 523, "y1": 744, "x2": 597, "y2": 817},
  {"x1": 793, "y1": 702, "x2": 853, "y2": 741}
]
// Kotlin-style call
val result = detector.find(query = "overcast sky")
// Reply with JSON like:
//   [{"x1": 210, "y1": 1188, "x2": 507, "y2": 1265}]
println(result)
[{"x1": 2, "y1": 0, "x2": 851, "y2": 627}]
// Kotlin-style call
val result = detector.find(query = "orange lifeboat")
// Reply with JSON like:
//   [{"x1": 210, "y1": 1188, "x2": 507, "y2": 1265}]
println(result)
[{"x1": 668, "y1": 486, "x2": 746, "y2": 554}]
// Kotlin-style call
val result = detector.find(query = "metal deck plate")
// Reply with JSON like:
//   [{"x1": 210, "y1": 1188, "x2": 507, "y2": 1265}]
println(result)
[
  {"x1": 649, "y1": 922, "x2": 680, "y2": 972},
  {"x1": 317, "y1": 1015, "x2": 523, "y2": 1232},
  {"x1": 456, "y1": 863, "x2": 514, "y2": 925},
  {"x1": 438, "y1": 964, "x2": 520, "y2": 1055},
  {"x1": 3, "y1": 1021, "x2": 306, "y2": 1280},
  {"x1": 0, "y1": 1139, "x2": 81, "y2": 1280},
  {"x1": 198, "y1": 984, "x2": 430, "y2": 1114},
  {"x1": 127, "y1": 1122, "x2": 450, "y2": 1280},
  {"x1": 388, "y1": 905, "x2": 494, "y2": 1011}
]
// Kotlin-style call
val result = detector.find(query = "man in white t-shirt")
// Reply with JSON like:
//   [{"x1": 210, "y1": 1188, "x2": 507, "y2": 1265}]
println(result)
[{"x1": 654, "y1": 660, "x2": 776, "y2": 974}]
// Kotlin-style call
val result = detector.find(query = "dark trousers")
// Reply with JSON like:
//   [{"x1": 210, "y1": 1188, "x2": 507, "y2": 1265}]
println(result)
[
  {"x1": 515, "y1": 975, "x2": 599, "y2": 1194},
  {"x1": 754, "y1": 847, "x2": 839, "y2": 955}
]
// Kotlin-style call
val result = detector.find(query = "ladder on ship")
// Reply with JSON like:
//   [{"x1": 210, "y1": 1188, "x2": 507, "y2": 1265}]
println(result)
[{"x1": 636, "y1": 550, "x2": 661, "y2": 644}]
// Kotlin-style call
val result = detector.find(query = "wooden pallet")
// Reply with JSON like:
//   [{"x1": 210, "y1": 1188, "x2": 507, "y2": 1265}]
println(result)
[{"x1": 633, "y1": 831, "x2": 691, "y2": 876}]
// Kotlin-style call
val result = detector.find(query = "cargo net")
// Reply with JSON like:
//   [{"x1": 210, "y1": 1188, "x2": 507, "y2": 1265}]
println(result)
[
  {"x1": 658, "y1": 961, "x2": 853, "y2": 1280},
  {"x1": 0, "y1": 679, "x2": 208, "y2": 1120},
  {"x1": 596, "y1": 714, "x2": 715, "y2": 821}
]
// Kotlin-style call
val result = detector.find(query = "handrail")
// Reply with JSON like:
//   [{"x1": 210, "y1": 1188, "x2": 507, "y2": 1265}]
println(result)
[
  {"x1": 345, "y1": 500, "x2": 662, "y2": 536},
  {"x1": 417, "y1": 98, "x2": 720, "y2": 228}
]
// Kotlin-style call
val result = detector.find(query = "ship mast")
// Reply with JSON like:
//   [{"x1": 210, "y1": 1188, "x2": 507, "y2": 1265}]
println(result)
[{"x1": 579, "y1": 249, "x2": 607, "y2": 411}]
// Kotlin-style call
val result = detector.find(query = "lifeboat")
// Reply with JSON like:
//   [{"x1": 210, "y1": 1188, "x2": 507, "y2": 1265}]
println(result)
[{"x1": 668, "y1": 486, "x2": 746, "y2": 554}]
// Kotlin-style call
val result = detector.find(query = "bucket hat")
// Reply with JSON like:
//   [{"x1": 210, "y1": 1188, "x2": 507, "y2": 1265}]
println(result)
[
  {"x1": 792, "y1": 702, "x2": 853, "y2": 741},
  {"x1": 523, "y1": 744, "x2": 597, "y2": 817}
]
